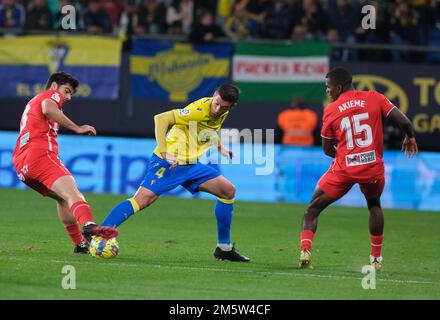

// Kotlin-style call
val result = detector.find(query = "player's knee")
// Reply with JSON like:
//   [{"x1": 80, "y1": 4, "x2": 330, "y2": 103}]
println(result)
[
  {"x1": 57, "y1": 190, "x2": 82, "y2": 205},
  {"x1": 308, "y1": 199, "x2": 323, "y2": 213},
  {"x1": 305, "y1": 206, "x2": 319, "y2": 219},
  {"x1": 134, "y1": 191, "x2": 157, "y2": 210},
  {"x1": 70, "y1": 191, "x2": 85, "y2": 204},
  {"x1": 309, "y1": 192, "x2": 335, "y2": 213},
  {"x1": 366, "y1": 198, "x2": 381, "y2": 210},
  {"x1": 222, "y1": 183, "x2": 236, "y2": 200}
]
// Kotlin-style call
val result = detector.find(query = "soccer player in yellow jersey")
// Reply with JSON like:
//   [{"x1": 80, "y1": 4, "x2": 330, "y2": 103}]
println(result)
[{"x1": 101, "y1": 84, "x2": 250, "y2": 262}]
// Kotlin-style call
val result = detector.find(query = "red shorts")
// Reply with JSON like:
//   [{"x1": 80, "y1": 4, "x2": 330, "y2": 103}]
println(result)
[
  {"x1": 318, "y1": 169, "x2": 385, "y2": 200},
  {"x1": 12, "y1": 148, "x2": 72, "y2": 196}
]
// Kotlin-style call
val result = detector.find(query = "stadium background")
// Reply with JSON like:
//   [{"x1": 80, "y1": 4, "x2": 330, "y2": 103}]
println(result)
[{"x1": 1, "y1": 0, "x2": 440, "y2": 212}]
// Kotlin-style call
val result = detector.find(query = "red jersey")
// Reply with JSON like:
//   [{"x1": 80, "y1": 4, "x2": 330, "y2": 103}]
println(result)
[
  {"x1": 321, "y1": 90, "x2": 396, "y2": 181},
  {"x1": 13, "y1": 90, "x2": 64, "y2": 156}
]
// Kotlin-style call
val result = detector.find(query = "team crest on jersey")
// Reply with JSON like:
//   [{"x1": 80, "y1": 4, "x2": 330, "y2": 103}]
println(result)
[
  {"x1": 346, "y1": 150, "x2": 376, "y2": 167},
  {"x1": 51, "y1": 93, "x2": 61, "y2": 103},
  {"x1": 178, "y1": 109, "x2": 191, "y2": 116}
]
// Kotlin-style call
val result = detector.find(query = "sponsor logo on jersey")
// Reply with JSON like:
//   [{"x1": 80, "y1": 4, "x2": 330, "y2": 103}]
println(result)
[
  {"x1": 51, "y1": 93, "x2": 61, "y2": 103},
  {"x1": 346, "y1": 150, "x2": 376, "y2": 167},
  {"x1": 178, "y1": 109, "x2": 191, "y2": 116},
  {"x1": 19, "y1": 132, "x2": 30, "y2": 148}
]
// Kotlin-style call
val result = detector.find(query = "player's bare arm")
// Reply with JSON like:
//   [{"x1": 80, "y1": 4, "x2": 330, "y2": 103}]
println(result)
[
  {"x1": 154, "y1": 110, "x2": 179, "y2": 167},
  {"x1": 322, "y1": 137, "x2": 337, "y2": 158},
  {"x1": 41, "y1": 99, "x2": 96, "y2": 135},
  {"x1": 387, "y1": 108, "x2": 418, "y2": 158},
  {"x1": 217, "y1": 134, "x2": 234, "y2": 159},
  {"x1": 218, "y1": 144, "x2": 234, "y2": 159}
]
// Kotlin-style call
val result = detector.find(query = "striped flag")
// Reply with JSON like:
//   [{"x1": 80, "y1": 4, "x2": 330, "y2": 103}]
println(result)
[
  {"x1": 233, "y1": 41, "x2": 330, "y2": 102},
  {"x1": 0, "y1": 35, "x2": 122, "y2": 99}
]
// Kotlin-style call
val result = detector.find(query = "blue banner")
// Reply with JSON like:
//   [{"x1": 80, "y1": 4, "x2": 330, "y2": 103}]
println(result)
[
  {"x1": 0, "y1": 36, "x2": 122, "y2": 99},
  {"x1": 1, "y1": 131, "x2": 439, "y2": 211},
  {"x1": 130, "y1": 39, "x2": 232, "y2": 102}
]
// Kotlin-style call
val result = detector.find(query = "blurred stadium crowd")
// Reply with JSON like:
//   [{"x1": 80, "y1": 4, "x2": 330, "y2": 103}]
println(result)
[{"x1": 1, "y1": 1, "x2": 440, "y2": 52}]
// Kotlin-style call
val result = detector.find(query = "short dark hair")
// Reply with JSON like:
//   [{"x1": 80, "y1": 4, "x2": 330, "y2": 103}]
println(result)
[
  {"x1": 326, "y1": 67, "x2": 352, "y2": 88},
  {"x1": 45, "y1": 72, "x2": 79, "y2": 92},
  {"x1": 216, "y1": 83, "x2": 240, "y2": 107}
]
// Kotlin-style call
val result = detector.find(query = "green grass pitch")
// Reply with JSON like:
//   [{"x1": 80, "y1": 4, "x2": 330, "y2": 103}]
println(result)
[{"x1": 0, "y1": 188, "x2": 439, "y2": 299}]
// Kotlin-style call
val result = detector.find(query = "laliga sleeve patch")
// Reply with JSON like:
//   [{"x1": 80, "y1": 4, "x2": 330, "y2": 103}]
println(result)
[
  {"x1": 51, "y1": 93, "x2": 61, "y2": 103},
  {"x1": 178, "y1": 108, "x2": 191, "y2": 116}
]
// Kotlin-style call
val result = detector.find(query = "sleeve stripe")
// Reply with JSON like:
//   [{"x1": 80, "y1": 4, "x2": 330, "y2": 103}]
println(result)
[
  {"x1": 385, "y1": 106, "x2": 397, "y2": 117},
  {"x1": 321, "y1": 134, "x2": 336, "y2": 139}
]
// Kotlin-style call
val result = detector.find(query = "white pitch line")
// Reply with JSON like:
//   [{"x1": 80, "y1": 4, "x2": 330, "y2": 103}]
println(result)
[
  {"x1": 3, "y1": 256, "x2": 438, "y2": 286},
  {"x1": 130, "y1": 263, "x2": 440, "y2": 285}
]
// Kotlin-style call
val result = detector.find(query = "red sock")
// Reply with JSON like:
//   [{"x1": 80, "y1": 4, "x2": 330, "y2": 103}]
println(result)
[
  {"x1": 300, "y1": 230, "x2": 314, "y2": 251},
  {"x1": 65, "y1": 223, "x2": 85, "y2": 245},
  {"x1": 70, "y1": 201, "x2": 94, "y2": 226},
  {"x1": 370, "y1": 234, "x2": 384, "y2": 257}
]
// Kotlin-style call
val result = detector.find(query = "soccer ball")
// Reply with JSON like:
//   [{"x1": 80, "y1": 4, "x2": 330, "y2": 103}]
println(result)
[{"x1": 89, "y1": 236, "x2": 119, "y2": 258}]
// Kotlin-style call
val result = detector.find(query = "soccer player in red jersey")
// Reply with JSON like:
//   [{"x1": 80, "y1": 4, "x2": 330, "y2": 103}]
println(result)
[
  {"x1": 298, "y1": 67, "x2": 418, "y2": 270},
  {"x1": 12, "y1": 72, "x2": 118, "y2": 254}
]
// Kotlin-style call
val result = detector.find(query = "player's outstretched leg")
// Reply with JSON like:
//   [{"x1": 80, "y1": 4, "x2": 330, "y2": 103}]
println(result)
[
  {"x1": 55, "y1": 199, "x2": 89, "y2": 254},
  {"x1": 366, "y1": 197, "x2": 384, "y2": 271},
  {"x1": 101, "y1": 186, "x2": 158, "y2": 228},
  {"x1": 299, "y1": 187, "x2": 336, "y2": 269},
  {"x1": 47, "y1": 190, "x2": 89, "y2": 254},
  {"x1": 101, "y1": 198, "x2": 141, "y2": 227},
  {"x1": 199, "y1": 176, "x2": 250, "y2": 262},
  {"x1": 50, "y1": 176, "x2": 118, "y2": 243}
]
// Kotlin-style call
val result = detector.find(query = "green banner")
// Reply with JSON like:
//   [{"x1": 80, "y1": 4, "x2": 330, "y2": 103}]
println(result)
[{"x1": 233, "y1": 41, "x2": 330, "y2": 102}]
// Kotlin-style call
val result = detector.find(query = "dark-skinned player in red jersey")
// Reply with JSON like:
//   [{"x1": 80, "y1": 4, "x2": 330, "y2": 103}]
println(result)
[
  {"x1": 298, "y1": 67, "x2": 418, "y2": 270},
  {"x1": 12, "y1": 72, "x2": 118, "y2": 255}
]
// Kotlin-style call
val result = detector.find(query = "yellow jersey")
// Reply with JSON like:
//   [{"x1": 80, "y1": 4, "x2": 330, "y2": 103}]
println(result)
[{"x1": 153, "y1": 97, "x2": 229, "y2": 164}]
